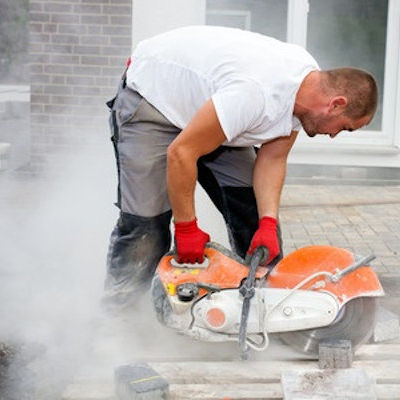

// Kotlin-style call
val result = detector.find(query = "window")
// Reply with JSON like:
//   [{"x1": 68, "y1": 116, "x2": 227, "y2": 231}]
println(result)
[
  {"x1": 205, "y1": 0, "x2": 400, "y2": 150},
  {"x1": 206, "y1": 0, "x2": 288, "y2": 41},
  {"x1": 0, "y1": 0, "x2": 29, "y2": 84},
  {"x1": 307, "y1": 0, "x2": 388, "y2": 132}
]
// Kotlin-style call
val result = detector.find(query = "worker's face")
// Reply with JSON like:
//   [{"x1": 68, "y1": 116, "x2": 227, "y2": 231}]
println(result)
[{"x1": 300, "y1": 110, "x2": 371, "y2": 139}]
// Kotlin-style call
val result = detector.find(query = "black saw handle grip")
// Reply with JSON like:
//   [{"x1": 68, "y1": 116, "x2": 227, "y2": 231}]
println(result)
[{"x1": 238, "y1": 246, "x2": 268, "y2": 360}]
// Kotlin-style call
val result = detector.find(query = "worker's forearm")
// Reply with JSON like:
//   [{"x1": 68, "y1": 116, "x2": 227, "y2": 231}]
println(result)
[
  {"x1": 253, "y1": 156, "x2": 287, "y2": 219},
  {"x1": 166, "y1": 145, "x2": 197, "y2": 222}
]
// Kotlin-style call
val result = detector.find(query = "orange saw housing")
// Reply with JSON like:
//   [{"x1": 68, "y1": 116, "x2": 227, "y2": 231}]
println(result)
[
  {"x1": 157, "y1": 246, "x2": 268, "y2": 297},
  {"x1": 156, "y1": 245, "x2": 384, "y2": 303}
]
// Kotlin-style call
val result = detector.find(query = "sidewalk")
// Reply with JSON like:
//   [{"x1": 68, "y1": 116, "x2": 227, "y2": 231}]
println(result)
[
  {"x1": 1, "y1": 174, "x2": 399, "y2": 399},
  {"x1": 280, "y1": 184, "x2": 400, "y2": 275}
]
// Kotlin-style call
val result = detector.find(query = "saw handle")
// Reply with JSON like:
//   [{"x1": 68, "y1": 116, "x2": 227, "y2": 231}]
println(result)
[
  {"x1": 245, "y1": 245, "x2": 270, "y2": 266},
  {"x1": 238, "y1": 246, "x2": 268, "y2": 359}
]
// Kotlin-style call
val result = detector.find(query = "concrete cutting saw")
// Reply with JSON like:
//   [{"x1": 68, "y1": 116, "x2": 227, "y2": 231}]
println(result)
[{"x1": 151, "y1": 243, "x2": 384, "y2": 358}]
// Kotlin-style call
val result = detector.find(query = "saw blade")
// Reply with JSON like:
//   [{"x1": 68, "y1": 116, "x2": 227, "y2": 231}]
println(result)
[{"x1": 279, "y1": 297, "x2": 377, "y2": 356}]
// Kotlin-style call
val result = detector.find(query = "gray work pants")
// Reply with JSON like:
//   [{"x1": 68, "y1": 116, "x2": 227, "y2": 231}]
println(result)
[{"x1": 104, "y1": 80, "x2": 281, "y2": 308}]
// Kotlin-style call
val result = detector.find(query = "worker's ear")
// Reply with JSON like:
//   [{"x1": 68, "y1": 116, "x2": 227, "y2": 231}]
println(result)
[{"x1": 328, "y1": 96, "x2": 348, "y2": 115}]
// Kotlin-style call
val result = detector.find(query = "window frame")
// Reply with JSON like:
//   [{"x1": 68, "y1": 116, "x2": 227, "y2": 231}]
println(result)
[{"x1": 288, "y1": 0, "x2": 400, "y2": 149}]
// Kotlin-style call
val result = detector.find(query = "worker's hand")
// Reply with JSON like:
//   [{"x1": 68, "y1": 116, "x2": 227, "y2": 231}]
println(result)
[
  {"x1": 174, "y1": 218, "x2": 210, "y2": 263},
  {"x1": 247, "y1": 216, "x2": 280, "y2": 265}
]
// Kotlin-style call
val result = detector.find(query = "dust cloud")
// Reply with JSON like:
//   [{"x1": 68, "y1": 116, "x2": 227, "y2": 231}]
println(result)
[{"x1": 0, "y1": 142, "x2": 299, "y2": 399}]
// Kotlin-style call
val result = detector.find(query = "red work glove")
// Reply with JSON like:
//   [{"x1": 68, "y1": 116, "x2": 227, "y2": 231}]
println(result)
[
  {"x1": 174, "y1": 218, "x2": 210, "y2": 264},
  {"x1": 247, "y1": 216, "x2": 280, "y2": 265}
]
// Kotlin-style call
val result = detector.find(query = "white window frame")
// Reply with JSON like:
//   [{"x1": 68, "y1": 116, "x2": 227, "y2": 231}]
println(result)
[
  {"x1": 288, "y1": 0, "x2": 400, "y2": 151},
  {"x1": 206, "y1": 9, "x2": 252, "y2": 31}
]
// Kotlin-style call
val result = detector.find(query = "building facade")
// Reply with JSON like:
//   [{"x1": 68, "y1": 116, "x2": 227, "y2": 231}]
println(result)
[{"x1": 2, "y1": 0, "x2": 397, "y2": 177}]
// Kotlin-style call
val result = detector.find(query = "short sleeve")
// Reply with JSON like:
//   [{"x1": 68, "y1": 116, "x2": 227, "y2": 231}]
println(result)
[
  {"x1": 292, "y1": 116, "x2": 302, "y2": 131},
  {"x1": 211, "y1": 80, "x2": 265, "y2": 143}
]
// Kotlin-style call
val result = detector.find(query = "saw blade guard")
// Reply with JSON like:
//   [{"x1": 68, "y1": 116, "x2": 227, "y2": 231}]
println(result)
[{"x1": 266, "y1": 245, "x2": 384, "y2": 305}]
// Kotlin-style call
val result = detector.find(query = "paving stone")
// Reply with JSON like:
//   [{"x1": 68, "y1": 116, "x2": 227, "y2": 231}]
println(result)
[
  {"x1": 318, "y1": 340, "x2": 353, "y2": 369},
  {"x1": 114, "y1": 363, "x2": 169, "y2": 400},
  {"x1": 281, "y1": 368, "x2": 376, "y2": 400},
  {"x1": 372, "y1": 306, "x2": 400, "y2": 343}
]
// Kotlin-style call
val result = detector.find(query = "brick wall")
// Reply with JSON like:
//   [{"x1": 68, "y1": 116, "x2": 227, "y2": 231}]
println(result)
[{"x1": 29, "y1": 0, "x2": 132, "y2": 172}]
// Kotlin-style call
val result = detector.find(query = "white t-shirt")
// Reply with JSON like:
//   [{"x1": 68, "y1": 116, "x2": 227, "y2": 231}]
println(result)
[{"x1": 126, "y1": 25, "x2": 319, "y2": 147}]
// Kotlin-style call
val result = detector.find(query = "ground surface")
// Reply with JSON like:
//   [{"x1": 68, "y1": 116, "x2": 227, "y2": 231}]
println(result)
[{"x1": 0, "y1": 170, "x2": 399, "y2": 399}]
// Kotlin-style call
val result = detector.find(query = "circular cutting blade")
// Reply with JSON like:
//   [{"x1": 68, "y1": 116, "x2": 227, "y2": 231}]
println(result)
[
  {"x1": 151, "y1": 273, "x2": 173, "y2": 325},
  {"x1": 279, "y1": 297, "x2": 377, "y2": 356}
]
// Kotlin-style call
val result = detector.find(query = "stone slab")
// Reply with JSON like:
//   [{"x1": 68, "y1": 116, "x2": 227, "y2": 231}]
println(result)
[
  {"x1": 318, "y1": 340, "x2": 352, "y2": 369},
  {"x1": 114, "y1": 363, "x2": 169, "y2": 400},
  {"x1": 372, "y1": 306, "x2": 400, "y2": 343},
  {"x1": 281, "y1": 368, "x2": 376, "y2": 399}
]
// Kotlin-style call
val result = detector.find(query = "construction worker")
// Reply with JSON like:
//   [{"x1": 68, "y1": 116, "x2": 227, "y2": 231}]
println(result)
[{"x1": 104, "y1": 25, "x2": 377, "y2": 308}]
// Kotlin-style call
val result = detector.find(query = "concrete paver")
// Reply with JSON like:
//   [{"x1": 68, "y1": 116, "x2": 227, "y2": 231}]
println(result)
[
  {"x1": 280, "y1": 184, "x2": 400, "y2": 277},
  {"x1": 2, "y1": 175, "x2": 398, "y2": 399}
]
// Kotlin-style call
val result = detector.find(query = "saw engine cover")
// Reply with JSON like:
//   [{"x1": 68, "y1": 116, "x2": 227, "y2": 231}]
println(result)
[{"x1": 151, "y1": 243, "x2": 384, "y2": 354}]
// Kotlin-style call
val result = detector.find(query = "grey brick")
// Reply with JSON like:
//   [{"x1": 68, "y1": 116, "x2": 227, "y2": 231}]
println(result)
[
  {"x1": 73, "y1": 4, "x2": 102, "y2": 14},
  {"x1": 30, "y1": 53, "x2": 51, "y2": 64},
  {"x1": 59, "y1": 24, "x2": 88, "y2": 35},
  {"x1": 43, "y1": 2, "x2": 73, "y2": 12},
  {"x1": 43, "y1": 23, "x2": 58, "y2": 33},
  {"x1": 30, "y1": 84, "x2": 44, "y2": 94},
  {"x1": 30, "y1": 32, "x2": 50, "y2": 44},
  {"x1": 82, "y1": 0, "x2": 110, "y2": 3},
  {"x1": 31, "y1": 64, "x2": 44, "y2": 73},
  {"x1": 31, "y1": 102, "x2": 45, "y2": 113},
  {"x1": 30, "y1": 12, "x2": 50, "y2": 22},
  {"x1": 44, "y1": 64, "x2": 73, "y2": 74},
  {"x1": 88, "y1": 25, "x2": 102, "y2": 34},
  {"x1": 50, "y1": 76, "x2": 66, "y2": 84},
  {"x1": 31, "y1": 94, "x2": 50, "y2": 104},
  {"x1": 30, "y1": 2, "x2": 43, "y2": 12},
  {"x1": 103, "y1": 5, "x2": 131, "y2": 15},
  {"x1": 77, "y1": 96, "x2": 104, "y2": 106},
  {"x1": 43, "y1": 85, "x2": 73, "y2": 95},
  {"x1": 102, "y1": 25, "x2": 131, "y2": 36},
  {"x1": 50, "y1": 54, "x2": 80, "y2": 64},
  {"x1": 110, "y1": 36, "x2": 131, "y2": 46},
  {"x1": 50, "y1": 13, "x2": 80, "y2": 24},
  {"x1": 73, "y1": 45, "x2": 101, "y2": 55},
  {"x1": 72, "y1": 86, "x2": 101, "y2": 96},
  {"x1": 101, "y1": 46, "x2": 129, "y2": 56},
  {"x1": 110, "y1": 15, "x2": 132, "y2": 25},
  {"x1": 51, "y1": 34, "x2": 80, "y2": 45},
  {"x1": 30, "y1": 74, "x2": 50, "y2": 84},
  {"x1": 44, "y1": 104, "x2": 73, "y2": 114},
  {"x1": 66, "y1": 76, "x2": 96, "y2": 85},
  {"x1": 44, "y1": 44, "x2": 73, "y2": 54},
  {"x1": 81, "y1": 15, "x2": 109, "y2": 25},
  {"x1": 29, "y1": 43, "x2": 44, "y2": 53},
  {"x1": 50, "y1": 95, "x2": 77, "y2": 105},
  {"x1": 30, "y1": 22, "x2": 43, "y2": 33},
  {"x1": 31, "y1": 114, "x2": 50, "y2": 124},
  {"x1": 73, "y1": 105, "x2": 102, "y2": 115},
  {"x1": 80, "y1": 35, "x2": 108, "y2": 45},
  {"x1": 81, "y1": 55, "x2": 109, "y2": 65},
  {"x1": 73, "y1": 65, "x2": 100, "y2": 75}
]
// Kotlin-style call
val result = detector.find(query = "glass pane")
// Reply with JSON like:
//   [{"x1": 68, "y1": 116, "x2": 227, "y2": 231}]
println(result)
[
  {"x1": 0, "y1": 0, "x2": 29, "y2": 84},
  {"x1": 307, "y1": 0, "x2": 388, "y2": 130},
  {"x1": 206, "y1": 0, "x2": 288, "y2": 41}
]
